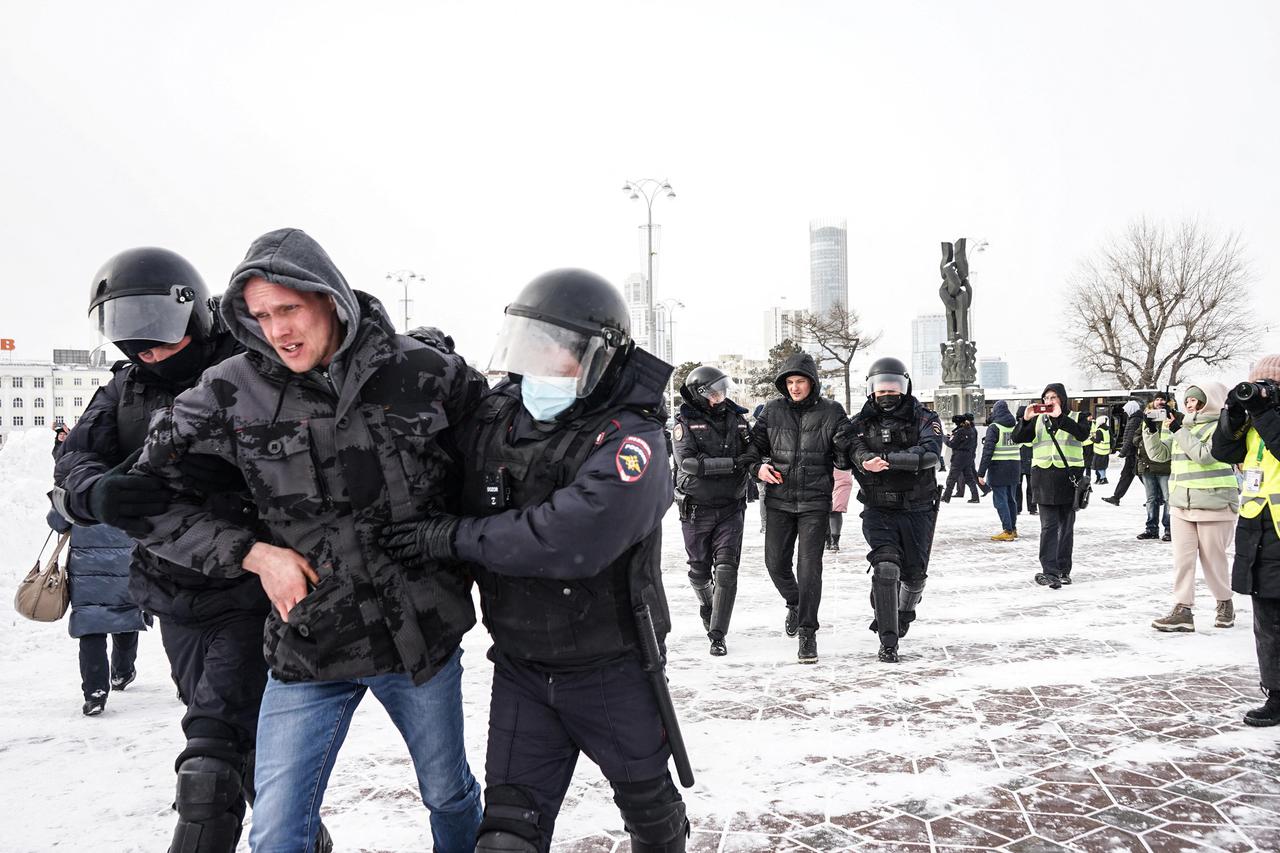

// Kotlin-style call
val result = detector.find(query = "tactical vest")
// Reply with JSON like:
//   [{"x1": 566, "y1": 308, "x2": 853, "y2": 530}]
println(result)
[
  {"x1": 1170, "y1": 421, "x2": 1237, "y2": 491},
  {"x1": 116, "y1": 368, "x2": 174, "y2": 455},
  {"x1": 460, "y1": 390, "x2": 670, "y2": 665},
  {"x1": 1031, "y1": 417, "x2": 1084, "y2": 468},
  {"x1": 1239, "y1": 427, "x2": 1280, "y2": 538},
  {"x1": 991, "y1": 424, "x2": 1021, "y2": 461},
  {"x1": 856, "y1": 411, "x2": 939, "y2": 509}
]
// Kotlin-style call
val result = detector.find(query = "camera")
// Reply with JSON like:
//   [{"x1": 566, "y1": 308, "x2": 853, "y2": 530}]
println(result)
[
  {"x1": 1231, "y1": 379, "x2": 1280, "y2": 405},
  {"x1": 1146, "y1": 408, "x2": 1167, "y2": 420}
]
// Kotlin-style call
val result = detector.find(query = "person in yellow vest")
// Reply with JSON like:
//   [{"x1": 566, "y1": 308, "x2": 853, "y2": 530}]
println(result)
[
  {"x1": 1141, "y1": 381, "x2": 1237, "y2": 633},
  {"x1": 977, "y1": 400, "x2": 1022, "y2": 540},
  {"x1": 1091, "y1": 414, "x2": 1113, "y2": 484},
  {"x1": 1079, "y1": 411, "x2": 1096, "y2": 474},
  {"x1": 1212, "y1": 354, "x2": 1280, "y2": 727},
  {"x1": 1010, "y1": 383, "x2": 1091, "y2": 589}
]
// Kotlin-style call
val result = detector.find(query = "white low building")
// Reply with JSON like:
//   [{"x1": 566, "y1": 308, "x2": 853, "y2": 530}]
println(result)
[{"x1": 0, "y1": 351, "x2": 116, "y2": 447}]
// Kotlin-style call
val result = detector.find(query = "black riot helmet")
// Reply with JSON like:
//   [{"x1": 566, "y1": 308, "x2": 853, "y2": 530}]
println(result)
[
  {"x1": 681, "y1": 365, "x2": 734, "y2": 407},
  {"x1": 88, "y1": 247, "x2": 214, "y2": 347},
  {"x1": 866, "y1": 356, "x2": 912, "y2": 396},
  {"x1": 489, "y1": 268, "x2": 632, "y2": 398}
]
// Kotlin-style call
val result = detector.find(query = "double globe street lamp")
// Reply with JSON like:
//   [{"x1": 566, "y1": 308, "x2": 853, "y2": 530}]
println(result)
[
  {"x1": 621, "y1": 178, "x2": 676, "y2": 358},
  {"x1": 385, "y1": 269, "x2": 426, "y2": 331}
]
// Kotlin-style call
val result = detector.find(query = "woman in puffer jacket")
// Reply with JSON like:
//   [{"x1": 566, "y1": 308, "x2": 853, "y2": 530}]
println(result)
[
  {"x1": 828, "y1": 467, "x2": 853, "y2": 551},
  {"x1": 1142, "y1": 381, "x2": 1238, "y2": 633}
]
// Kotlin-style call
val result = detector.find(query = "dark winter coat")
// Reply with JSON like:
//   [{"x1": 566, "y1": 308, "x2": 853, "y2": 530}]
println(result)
[
  {"x1": 672, "y1": 393, "x2": 751, "y2": 509},
  {"x1": 1212, "y1": 405, "x2": 1280, "y2": 599},
  {"x1": 1117, "y1": 408, "x2": 1143, "y2": 459},
  {"x1": 977, "y1": 400, "x2": 1021, "y2": 487},
  {"x1": 945, "y1": 422, "x2": 978, "y2": 465},
  {"x1": 1134, "y1": 418, "x2": 1172, "y2": 477},
  {"x1": 1010, "y1": 383, "x2": 1090, "y2": 506},
  {"x1": 741, "y1": 353, "x2": 850, "y2": 514},
  {"x1": 46, "y1": 509, "x2": 149, "y2": 638},
  {"x1": 134, "y1": 228, "x2": 486, "y2": 686},
  {"x1": 51, "y1": 333, "x2": 269, "y2": 625}
]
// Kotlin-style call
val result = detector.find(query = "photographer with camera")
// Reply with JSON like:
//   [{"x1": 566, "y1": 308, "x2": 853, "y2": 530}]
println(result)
[
  {"x1": 1212, "y1": 355, "x2": 1280, "y2": 727},
  {"x1": 1134, "y1": 394, "x2": 1173, "y2": 542},
  {"x1": 1010, "y1": 383, "x2": 1090, "y2": 589}
]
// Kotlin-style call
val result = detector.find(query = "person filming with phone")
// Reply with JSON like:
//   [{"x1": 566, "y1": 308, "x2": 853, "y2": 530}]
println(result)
[
  {"x1": 1010, "y1": 383, "x2": 1090, "y2": 589},
  {"x1": 1211, "y1": 354, "x2": 1280, "y2": 727}
]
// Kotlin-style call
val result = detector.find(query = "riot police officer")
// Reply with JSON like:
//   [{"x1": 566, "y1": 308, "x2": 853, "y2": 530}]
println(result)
[
  {"x1": 51, "y1": 248, "x2": 331, "y2": 853},
  {"x1": 846, "y1": 357, "x2": 943, "y2": 663},
  {"x1": 379, "y1": 269, "x2": 688, "y2": 852},
  {"x1": 673, "y1": 365, "x2": 752, "y2": 656}
]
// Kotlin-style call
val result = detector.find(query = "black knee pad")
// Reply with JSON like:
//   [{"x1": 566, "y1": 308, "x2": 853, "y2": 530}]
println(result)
[
  {"x1": 712, "y1": 563, "x2": 738, "y2": 590},
  {"x1": 612, "y1": 775, "x2": 688, "y2": 850},
  {"x1": 170, "y1": 747, "x2": 246, "y2": 853},
  {"x1": 867, "y1": 545, "x2": 903, "y2": 570},
  {"x1": 476, "y1": 785, "x2": 543, "y2": 853},
  {"x1": 872, "y1": 560, "x2": 901, "y2": 584}
]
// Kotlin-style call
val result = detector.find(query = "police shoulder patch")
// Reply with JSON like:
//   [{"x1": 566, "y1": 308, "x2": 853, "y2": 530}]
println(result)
[
  {"x1": 673, "y1": 423, "x2": 683, "y2": 441},
  {"x1": 615, "y1": 435, "x2": 653, "y2": 482},
  {"x1": 932, "y1": 420, "x2": 943, "y2": 435}
]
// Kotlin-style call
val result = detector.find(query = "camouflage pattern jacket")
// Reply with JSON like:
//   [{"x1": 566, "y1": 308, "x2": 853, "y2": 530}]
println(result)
[{"x1": 135, "y1": 280, "x2": 484, "y2": 685}]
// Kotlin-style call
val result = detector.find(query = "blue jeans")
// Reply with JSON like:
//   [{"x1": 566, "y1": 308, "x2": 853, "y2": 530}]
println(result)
[
  {"x1": 248, "y1": 648, "x2": 481, "y2": 852},
  {"x1": 991, "y1": 484, "x2": 1018, "y2": 532},
  {"x1": 1142, "y1": 474, "x2": 1170, "y2": 534}
]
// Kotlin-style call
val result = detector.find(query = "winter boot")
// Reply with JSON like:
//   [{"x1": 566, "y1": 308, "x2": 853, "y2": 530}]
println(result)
[
  {"x1": 1101, "y1": 496, "x2": 1120, "y2": 506},
  {"x1": 82, "y1": 689, "x2": 107, "y2": 717},
  {"x1": 1161, "y1": 530, "x2": 1172, "y2": 542},
  {"x1": 1244, "y1": 690, "x2": 1280, "y2": 727},
  {"x1": 1215, "y1": 599, "x2": 1235, "y2": 628},
  {"x1": 1029, "y1": 505, "x2": 1038, "y2": 515},
  {"x1": 942, "y1": 491, "x2": 952, "y2": 504},
  {"x1": 878, "y1": 644, "x2": 900, "y2": 663},
  {"x1": 110, "y1": 669, "x2": 137, "y2": 691},
  {"x1": 1137, "y1": 530, "x2": 1159, "y2": 540},
  {"x1": 830, "y1": 535, "x2": 840, "y2": 552},
  {"x1": 784, "y1": 605, "x2": 799, "y2": 637},
  {"x1": 990, "y1": 530, "x2": 1015, "y2": 541},
  {"x1": 797, "y1": 631, "x2": 818, "y2": 664},
  {"x1": 690, "y1": 580, "x2": 713, "y2": 632},
  {"x1": 709, "y1": 638, "x2": 727, "y2": 657},
  {"x1": 824, "y1": 534, "x2": 833, "y2": 551},
  {"x1": 1035, "y1": 572, "x2": 1062, "y2": 590},
  {"x1": 1152, "y1": 604, "x2": 1194, "y2": 632}
]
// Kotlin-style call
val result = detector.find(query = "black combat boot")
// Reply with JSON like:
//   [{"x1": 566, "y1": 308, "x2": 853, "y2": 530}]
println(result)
[
  {"x1": 797, "y1": 631, "x2": 817, "y2": 664},
  {"x1": 830, "y1": 535, "x2": 840, "y2": 552},
  {"x1": 1244, "y1": 691, "x2": 1280, "y2": 727},
  {"x1": 784, "y1": 605, "x2": 799, "y2": 637},
  {"x1": 709, "y1": 638, "x2": 727, "y2": 656},
  {"x1": 878, "y1": 644, "x2": 900, "y2": 663}
]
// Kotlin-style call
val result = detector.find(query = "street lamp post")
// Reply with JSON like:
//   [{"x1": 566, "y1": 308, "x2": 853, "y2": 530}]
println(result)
[
  {"x1": 385, "y1": 269, "x2": 425, "y2": 331},
  {"x1": 621, "y1": 178, "x2": 676, "y2": 352}
]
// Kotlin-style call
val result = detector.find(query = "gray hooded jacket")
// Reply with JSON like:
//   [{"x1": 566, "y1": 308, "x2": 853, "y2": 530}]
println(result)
[{"x1": 135, "y1": 228, "x2": 486, "y2": 685}]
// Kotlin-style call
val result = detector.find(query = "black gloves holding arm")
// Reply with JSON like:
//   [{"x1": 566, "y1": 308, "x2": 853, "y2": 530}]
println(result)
[
  {"x1": 885, "y1": 450, "x2": 940, "y2": 472},
  {"x1": 86, "y1": 448, "x2": 172, "y2": 535},
  {"x1": 378, "y1": 513, "x2": 460, "y2": 568},
  {"x1": 177, "y1": 452, "x2": 248, "y2": 493}
]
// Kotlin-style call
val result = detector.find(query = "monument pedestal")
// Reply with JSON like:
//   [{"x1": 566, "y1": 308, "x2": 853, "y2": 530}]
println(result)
[{"x1": 934, "y1": 385, "x2": 985, "y2": 424}]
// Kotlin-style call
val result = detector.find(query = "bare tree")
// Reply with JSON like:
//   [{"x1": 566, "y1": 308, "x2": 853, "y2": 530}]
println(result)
[
  {"x1": 793, "y1": 304, "x2": 882, "y2": 412},
  {"x1": 672, "y1": 360, "x2": 702, "y2": 394},
  {"x1": 1066, "y1": 218, "x2": 1259, "y2": 389},
  {"x1": 748, "y1": 339, "x2": 805, "y2": 401}
]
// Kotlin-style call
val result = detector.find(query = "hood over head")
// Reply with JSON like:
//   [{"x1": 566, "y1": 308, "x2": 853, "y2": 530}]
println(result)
[
  {"x1": 1123, "y1": 399, "x2": 1141, "y2": 417},
  {"x1": 1041, "y1": 383, "x2": 1069, "y2": 410},
  {"x1": 774, "y1": 352, "x2": 820, "y2": 397},
  {"x1": 1182, "y1": 379, "x2": 1228, "y2": 420},
  {"x1": 991, "y1": 399, "x2": 1015, "y2": 427},
  {"x1": 222, "y1": 228, "x2": 363, "y2": 367}
]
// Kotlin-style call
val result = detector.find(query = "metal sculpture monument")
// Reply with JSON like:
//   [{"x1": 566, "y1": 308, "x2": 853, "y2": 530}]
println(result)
[{"x1": 935, "y1": 238, "x2": 984, "y2": 421}]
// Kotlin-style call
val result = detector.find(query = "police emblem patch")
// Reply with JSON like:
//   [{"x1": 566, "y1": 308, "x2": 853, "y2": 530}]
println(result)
[
  {"x1": 932, "y1": 421, "x2": 943, "y2": 435},
  {"x1": 616, "y1": 436, "x2": 652, "y2": 482},
  {"x1": 673, "y1": 423, "x2": 683, "y2": 441}
]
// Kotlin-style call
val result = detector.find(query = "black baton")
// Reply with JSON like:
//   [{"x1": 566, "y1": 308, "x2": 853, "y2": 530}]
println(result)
[{"x1": 634, "y1": 604, "x2": 695, "y2": 788}]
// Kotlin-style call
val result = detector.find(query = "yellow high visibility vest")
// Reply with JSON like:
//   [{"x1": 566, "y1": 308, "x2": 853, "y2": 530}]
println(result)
[
  {"x1": 1239, "y1": 426, "x2": 1280, "y2": 538},
  {"x1": 1170, "y1": 421, "x2": 1237, "y2": 491},
  {"x1": 1031, "y1": 417, "x2": 1084, "y2": 469},
  {"x1": 1093, "y1": 426, "x2": 1112, "y2": 456},
  {"x1": 992, "y1": 424, "x2": 1021, "y2": 461}
]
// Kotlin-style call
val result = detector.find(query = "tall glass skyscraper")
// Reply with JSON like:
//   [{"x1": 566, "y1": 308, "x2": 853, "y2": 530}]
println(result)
[
  {"x1": 912, "y1": 313, "x2": 946, "y2": 392},
  {"x1": 809, "y1": 218, "x2": 848, "y2": 317}
]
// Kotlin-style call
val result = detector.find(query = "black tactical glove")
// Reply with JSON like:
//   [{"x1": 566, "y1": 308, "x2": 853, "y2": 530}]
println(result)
[
  {"x1": 1226, "y1": 396, "x2": 1248, "y2": 430},
  {"x1": 1142, "y1": 414, "x2": 1160, "y2": 433},
  {"x1": 178, "y1": 452, "x2": 248, "y2": 493},
  {"x1": 378, "y1": 514, "x2": 461, "y2": 568},
  {"x1": 86, "y1": 449, "x2": 172, "y2": 535},
  {"x1": 1167, "y1": 411, "x2": 1184, "y2": 433}
]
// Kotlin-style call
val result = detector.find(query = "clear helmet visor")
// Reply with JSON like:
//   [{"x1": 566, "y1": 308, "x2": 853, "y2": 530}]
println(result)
[
  {"x1": 867, "y1": 373, "x2": 909, "y2": 397},
  {"x1": 698, "y1": 376, "x2": 734, "y2": 404},
  {"x1": 93, "y1": 287, "x2": 195, "y2": 345},
  {"x1": 489, "y1": 313, "x2": 615, "y2": 398}
]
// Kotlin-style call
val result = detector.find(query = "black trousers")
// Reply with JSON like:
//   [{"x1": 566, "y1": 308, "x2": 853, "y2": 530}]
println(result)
[
  {"x1": 680, "y1": 501, "x2": 745, "y2": 579},
  {"x1": 946, "y1": 459, "x2": 980, "y2": 499},
  {"x1": 1254, "y1": 596, "x2": 1280, "y2": 694},
  {"x1": 861, "y1": 506, "x2": 935, "y2": 584},
  {"x1": 159, "y1": 609, "x2": 268, "y2": 747},
  {"x1": 1113, "y1": 453, "x2": 1139, "y2": 500},
  {"x1": 484, "y1": 651, "x2": 675, "y2": 851},
  {"x1": 764, "y1": 507, "x2": 828, "y2": 633},
  {"x1": 1017, "y1": 471, "x2": 1035, "y2": 512},
  {"x1": 78, "y1": 632, "x2": 139, "y2": 699},
  {"x1": 1037, "y1": 503, "x2": 1077, "y2": 577}
]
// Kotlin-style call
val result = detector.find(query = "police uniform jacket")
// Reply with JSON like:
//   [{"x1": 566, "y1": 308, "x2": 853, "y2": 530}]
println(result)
[
  {"x1": 848, "y1": 394, "x2": 943, "y2": 511},
  {"x1": 134, "y1": 228, "x2": 484, "y2": 686},
  {"x1": 453, "y1": 348, "x2": 675, "y2": 668},
  {"x1": 742, "y1": 353, "x2": 850, "y2": 514},
  {"x1": 672, "y1": 391, "x2": 751, "y2": 509},
  {"x1": 945, "y1": 423, "x2": 978, "y2": 465},
  {"x1": 51, "y1": 333, "x2": 267, "y2": 623}
]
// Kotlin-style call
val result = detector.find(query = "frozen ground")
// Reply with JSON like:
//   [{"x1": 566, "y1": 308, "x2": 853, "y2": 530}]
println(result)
[{"x1": 1, "y1": 427, "x2": 1277, "y2": 852}]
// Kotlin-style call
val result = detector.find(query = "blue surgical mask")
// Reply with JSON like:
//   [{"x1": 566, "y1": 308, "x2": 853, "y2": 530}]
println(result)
[{"x1": 521, "y1": 375, "x2": 579, "y2": 421}]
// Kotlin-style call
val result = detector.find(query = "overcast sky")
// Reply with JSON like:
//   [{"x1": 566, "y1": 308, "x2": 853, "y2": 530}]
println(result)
[{"x1": 2, "y1": 1, "x2": 1277, "y2": 391}]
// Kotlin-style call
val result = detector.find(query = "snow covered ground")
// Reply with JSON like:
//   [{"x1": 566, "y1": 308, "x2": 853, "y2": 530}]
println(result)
[{"x1": 2, "y1": 427, "x2": 1277, "y2": 852}]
